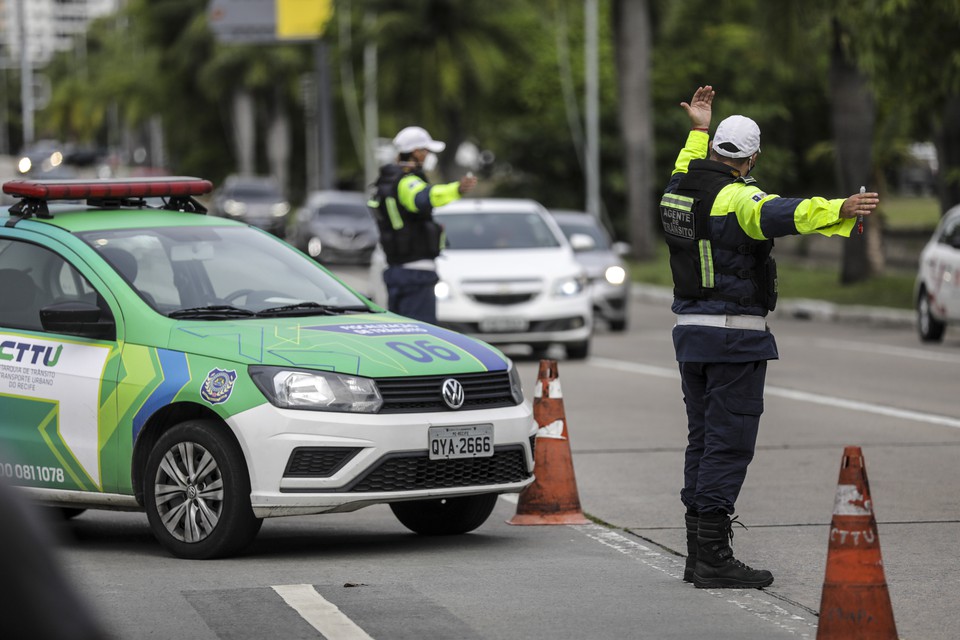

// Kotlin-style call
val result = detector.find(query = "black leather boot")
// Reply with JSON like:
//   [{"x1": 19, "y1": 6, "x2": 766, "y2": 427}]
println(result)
[
  {"x1": 683, "y1": 509, "x2": 698, "y2": 582},
  {"x1": 694, "y1": 513, "x2": 773, "y2": 589}
]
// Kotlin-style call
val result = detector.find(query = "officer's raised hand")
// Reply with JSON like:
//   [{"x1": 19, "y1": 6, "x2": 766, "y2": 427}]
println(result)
[
  {"x1": 459, "y1": 173, "x2": 478, "y2": 195},
  {"x1": 839, "y1": 190, "x2": 880, "y2": 218},
  {"x1": 681, "y1": 85, "x2": 716, "y2": 129}
]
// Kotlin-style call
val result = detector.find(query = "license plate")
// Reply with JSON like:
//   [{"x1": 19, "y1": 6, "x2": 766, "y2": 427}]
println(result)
[
  {"x1": 428, "y1": 424, "x2": 494, "y2": 460},
  {"x1": 479, "y1": 317, "x2": 528, "y2": 333}
]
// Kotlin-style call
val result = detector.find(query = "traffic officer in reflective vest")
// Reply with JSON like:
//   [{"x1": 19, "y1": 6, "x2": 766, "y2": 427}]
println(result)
[
  {"x1": 661, "y1": 85, "x2": 879, "y2": 589},
  {"x1": 369, "y1": 126, "x2": 477, "y2": 323}
]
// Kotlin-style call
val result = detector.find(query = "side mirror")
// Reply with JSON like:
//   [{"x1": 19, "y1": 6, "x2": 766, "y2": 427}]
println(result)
[
  {"x1": 612, "y1": 241, "x2": 632, "y2": 257},
  {"x1": 569, "y1": 233, "x2": 596, "y2": 252},
  {"x1": 40, "y1": 301, "x2": 115, "y2": 340}
]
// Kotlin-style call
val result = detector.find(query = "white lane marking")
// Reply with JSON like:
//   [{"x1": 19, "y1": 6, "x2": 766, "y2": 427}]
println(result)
[
  {"x1": 574, "y1": 524, "x2": 816, "y2": 637},
  {"x1": 590, "y1": 356, "x2": 960, "y2": 431},
  {"x1": 272, "y1": 584, "x2": 374, "y2": 640},
  {"x1": 805, "y1": 337, "x2": 960, "y2": 365}
]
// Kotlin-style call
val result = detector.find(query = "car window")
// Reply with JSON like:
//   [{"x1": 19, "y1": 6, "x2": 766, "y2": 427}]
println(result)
[
  {"x1": 80, "y1": 226, "x2": 368, "y2": 314},
  {"x1": 315, "y1": 203, "x2": 373, "y2": 220},
  {"x1": 0, "y1": 238, "x2": 100, "y2": 332},
  {"x1": 437, "y1": 212, "x2": 562, "y2": 250},
  {"x1": 940, "y1": 214, "x2": 960, "y2": 248},
  {"x1": 556, "y1": 220, "x2": 612, "y2": 250},
  {"x1": 227, "y1": 185, "x2": 281, "y2": 201}
]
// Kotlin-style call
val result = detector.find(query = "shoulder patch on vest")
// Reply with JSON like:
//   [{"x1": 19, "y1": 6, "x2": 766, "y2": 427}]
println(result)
[{"x1": 751, "y1": 192, "x2": 768, "y2": 203}]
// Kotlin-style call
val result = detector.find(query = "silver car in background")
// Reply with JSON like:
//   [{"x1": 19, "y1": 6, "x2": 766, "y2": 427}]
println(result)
[
  {"x1": 550, "y1": 210, "x2": 631, "y2": 332},
  {"x1": 915, "y1": 203, "x2": 960, "y2": 342},
  {"x1": 209, "y1": 174, "x2": 290, "y2": 238},
  {"x1": 289, "y1": 190, "x2": 379, "y2": 265}
]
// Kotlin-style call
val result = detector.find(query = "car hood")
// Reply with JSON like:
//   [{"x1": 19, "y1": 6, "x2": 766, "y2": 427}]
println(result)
[
  {"x1": 166, "y1": 313, "x2": 509, "y2": 377},
  {"x1": 437, "y1": 248, "x2": 582, "y2": 283}
]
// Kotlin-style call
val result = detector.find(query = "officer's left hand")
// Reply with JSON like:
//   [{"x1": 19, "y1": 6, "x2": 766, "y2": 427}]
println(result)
[
  {"x1": 681, "y1": 85, "x2": 715, "y2": 129},
  {"x1": 840, "y1": 191, "x2": 880, "y2": 218}
]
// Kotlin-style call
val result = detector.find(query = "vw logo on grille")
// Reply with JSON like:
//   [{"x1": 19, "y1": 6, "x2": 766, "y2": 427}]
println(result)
[{"x1": 441, "y1": 378, "x2": 465, "y2": 410}]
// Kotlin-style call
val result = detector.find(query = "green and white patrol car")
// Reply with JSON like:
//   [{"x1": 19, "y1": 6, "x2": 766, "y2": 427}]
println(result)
[{"x1": 0, "y1": 177, "x2": 535, "y2": 559}]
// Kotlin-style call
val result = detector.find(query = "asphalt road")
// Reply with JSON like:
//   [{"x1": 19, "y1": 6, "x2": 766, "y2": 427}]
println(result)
[{"x1": 36, "y1": 273, "x2": 960, "y2": 640}]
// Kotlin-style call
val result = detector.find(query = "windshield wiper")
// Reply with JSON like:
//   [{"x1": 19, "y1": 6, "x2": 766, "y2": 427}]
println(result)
[
  {"x1": 168, "y1": 305, "x2": 256, "y2": 319},
  {"x1": 255, "y1": 302, "x2": 374, "y2": 317}
]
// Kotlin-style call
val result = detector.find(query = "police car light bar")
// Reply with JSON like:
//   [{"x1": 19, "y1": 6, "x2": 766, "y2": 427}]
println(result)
[{"x1": 2, "y1": 177, "x2": 213, "y2": 200}]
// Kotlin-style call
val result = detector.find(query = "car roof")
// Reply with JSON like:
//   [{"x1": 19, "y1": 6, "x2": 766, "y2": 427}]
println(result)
[{"x1": 435, "y1": 198, "x2": 549, "y2": 214}]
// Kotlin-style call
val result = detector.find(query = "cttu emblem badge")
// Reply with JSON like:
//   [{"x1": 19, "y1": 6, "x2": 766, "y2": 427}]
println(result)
[{"x1": 441, "y1": 378, "x2": 465, "y2": 410}]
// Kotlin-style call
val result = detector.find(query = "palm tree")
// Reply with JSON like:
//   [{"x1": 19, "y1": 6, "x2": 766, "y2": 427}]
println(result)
[{"x1": 359, "y1": 0, "x2": 519, "y2": 177}]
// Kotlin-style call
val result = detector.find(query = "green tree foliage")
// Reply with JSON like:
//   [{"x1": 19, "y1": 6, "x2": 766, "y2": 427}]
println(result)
[{"x1": 27, "y1": 0, "x2": 957, "y2": 246}]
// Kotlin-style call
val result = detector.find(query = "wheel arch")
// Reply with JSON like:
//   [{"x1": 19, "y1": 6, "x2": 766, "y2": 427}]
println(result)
[{"x1": 131, "y1": 402, "x2": 243, "y2": 506}]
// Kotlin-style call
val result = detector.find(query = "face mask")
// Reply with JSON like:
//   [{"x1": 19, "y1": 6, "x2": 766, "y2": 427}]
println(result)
[{"x1": 422, "y1": 152, "x2": 438, "y2": 172}]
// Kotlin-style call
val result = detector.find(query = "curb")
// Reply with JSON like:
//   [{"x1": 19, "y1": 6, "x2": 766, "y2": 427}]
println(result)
[{"x1": 631, "y1": 283, "x2": 916, "y2": 329}]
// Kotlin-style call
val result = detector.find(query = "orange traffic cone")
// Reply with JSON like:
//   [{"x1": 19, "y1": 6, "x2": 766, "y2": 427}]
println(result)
[
  {"x1": 816, "y1": 446, "x2": 898, "y2": 639},
  {"x1": 507, "y1": 359, "x2": 589, "y2": 525}
]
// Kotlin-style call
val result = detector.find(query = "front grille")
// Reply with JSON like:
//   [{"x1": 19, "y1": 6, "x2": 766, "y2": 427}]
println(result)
[
  {"x1": 346, "y1": 446, "x2": 530, "y2": 492},
  {"x1": 469, "y1": 293, "x2": 535, "y2": 305},
  {"x1": 376, "y1": 370, "x2": 517, "y2": 413},
  {"x1": 438, "y1": 316, "x2": 587, "y2": 335},
  {"x1": 284, "y1": 447, "x2": 362, "y2": 477}
]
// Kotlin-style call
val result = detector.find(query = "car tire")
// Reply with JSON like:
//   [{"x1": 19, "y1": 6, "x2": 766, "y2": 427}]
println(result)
[
  {"x1": 144, "y1": 419, "x2": 262, "y2": 559},
  {"x1": 389, "y1": 493, "x2": 499, "y2": 535},
  {"x1": 917, "y1": 288, "x2": 946, "y2": 343},
  {"x1": 565, "y1": 340, "x2": 590, "y2": 360}
]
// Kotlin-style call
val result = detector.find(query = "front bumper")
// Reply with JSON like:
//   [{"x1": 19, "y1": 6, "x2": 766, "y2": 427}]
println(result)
[
  {"x1": 229, "y1": 402, "x2": 537, "y2": 517},
  {"x1": 438, "y1": 294, "x2": 593, "y2": 346}
]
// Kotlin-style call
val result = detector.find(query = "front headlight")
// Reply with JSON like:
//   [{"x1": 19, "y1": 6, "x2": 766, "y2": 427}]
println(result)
[
  {"x1": 249, "y1": 366, "x2": 382, "y2": 413},
  {"x1": 552, "y1": 275, "x2": 586, "y2": 297},
  {"x1": 271, "y1": 202, "x2": 291, "y2": 217},
  {"x1": 605, "y1": 265, "x2": 627, "y2": 286},
  {"x1": 435, "y1": 280, "x2": 452, "y2": 301},
  {"x1": 507, "y1": 360, "x2": 524, "y2": 405},
  {"x1": 223, "y1": 199, "x2": 246, "y2": 216}
]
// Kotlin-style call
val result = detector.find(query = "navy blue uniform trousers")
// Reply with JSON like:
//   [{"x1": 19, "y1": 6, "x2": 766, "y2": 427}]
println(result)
[
  {"x1": 383, "y1": 266, "x2": 440, "y2": 324},
  {"x1": 679, "y1": 360, "x2": 766, "y2": 516}
]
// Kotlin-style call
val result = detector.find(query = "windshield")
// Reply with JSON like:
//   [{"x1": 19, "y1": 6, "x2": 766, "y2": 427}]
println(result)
[
  {"x1": 227, "y1": 185, "x2": 282, "y2": 201},
  {"x1": 436, "y1": 212, "x2": 562, "y2": 250},
  {"x1": 79, "y1": 226, "x2": 371, "y2": 317},
  {"x1": 316, "y1": 203, "x2": 373, "y2": 221}
]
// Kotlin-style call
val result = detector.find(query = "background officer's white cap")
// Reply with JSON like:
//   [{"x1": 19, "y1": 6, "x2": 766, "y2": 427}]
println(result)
[
  {"x1": 712, "y1": 115, "x2": 761, "y2": 159},
  {"x1": 393, "y1": 126, "x2": 446, "y2": 154}
]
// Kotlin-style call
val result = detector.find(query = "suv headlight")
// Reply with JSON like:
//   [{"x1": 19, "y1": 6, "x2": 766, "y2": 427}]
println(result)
[
  {"x1": 605, "y1": 265, "x2": 627, "y2": 285},
  {"x1": 552, "y1": 275, "x2": 586, "y2": 297},
  {"x1": 249, "y1": 366, "x2": 382, "y2": 413},
  {"x1": 223, "y1": 199, "x2": 246, "y2": 216}
]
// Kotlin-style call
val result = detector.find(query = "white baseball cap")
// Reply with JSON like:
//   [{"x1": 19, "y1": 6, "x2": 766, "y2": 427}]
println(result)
[
  {"x1": 712, "y1": 115, "x2": 761, "y2": 159},
  {"x1": 393, "y1": 126, "x2": 446, "y2": 154}
]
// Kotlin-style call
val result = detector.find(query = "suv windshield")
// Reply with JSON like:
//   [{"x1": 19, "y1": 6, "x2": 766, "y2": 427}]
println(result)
[
  {"x1": 79, "y1": 226, "x2": 371, "y2": 316},
  {"x1": 437, "y1": 212, "x2": 562, "y2": 250}
]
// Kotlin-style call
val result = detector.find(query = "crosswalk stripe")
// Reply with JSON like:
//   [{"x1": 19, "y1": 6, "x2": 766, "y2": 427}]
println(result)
[{"x1": 272, "y1": 584, "x2": 374, "y2": 640}]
